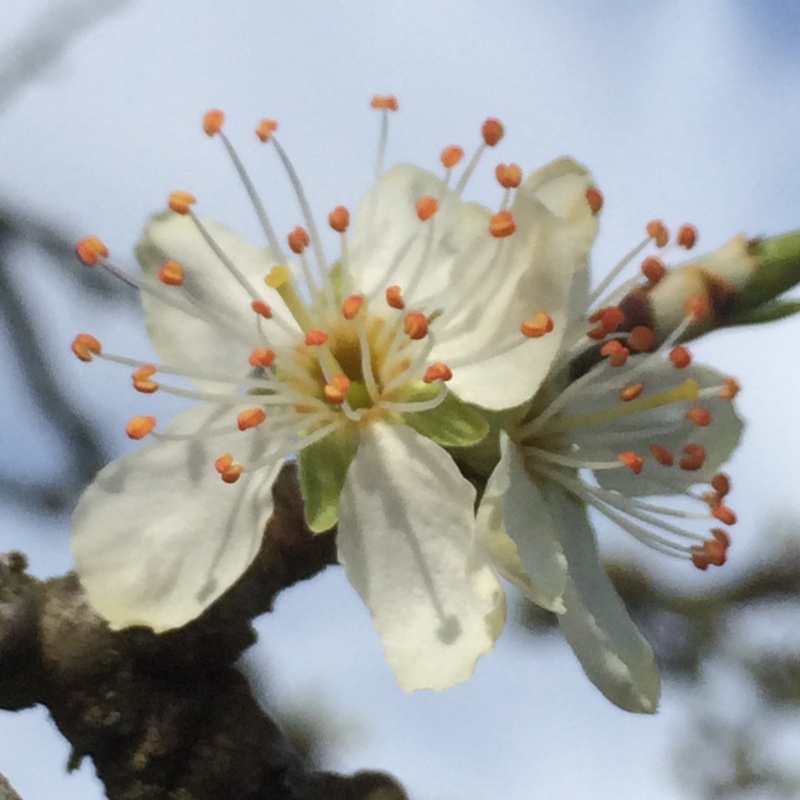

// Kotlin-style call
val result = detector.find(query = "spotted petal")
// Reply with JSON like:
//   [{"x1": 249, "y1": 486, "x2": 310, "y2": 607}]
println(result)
[
  {"x1": 337, "y1": 422, "x2": 505, "y2": 690},
  {"x1": 72, "y1": 404, "x2": 285, "y2": 631}
]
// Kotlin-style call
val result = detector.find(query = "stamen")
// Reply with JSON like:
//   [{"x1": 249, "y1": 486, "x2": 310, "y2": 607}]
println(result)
[
  {"x1": 71, "y1": 333, "x2": 102, "y2": 362},
  {"x1": 679, "y1": 444, "x2": 706, "y2": 471},
  {"x1": 203, "y1": 109, "x2": 225, "y2": 136},
  {"x1": 371, "y1": 94, "x2": 399, "y2": 111},
  {"x1": 423, "y1": 362, "x2": 453, "y2": 383},
  {"x1": 168, "y1": 191, "x2": 196, "y2": 215},
  {"x1": 521, "y1": 311, "x2": 554, "y2": 338},
  {"x1": 126, "y1": 415, "x2": 156, "y2": 440},
  {"x1": 323, "y1": 375, "x2": 351, "y2": 405},
  {"x1": 404, "y1": 312, "x2": 429, "y2": 340},
  {"x1": 719, "y1": 377, "x2": 740, "y2": 400},
  {"x1": 158, "y1": 260, "x2": 184, "y2": 286},
  {"x1": 255, "y1": 119, "x2": 278, "y2": 142},
  {"x1": 628, "y1": 325, "x2": 654, "y2": 352},
  {"x1": 712, "y1": 473, "x2": 731, "y2": 498},
  {"x1": 215, "y1": 453, "x2": 243, "y2": 484},
  {"x1": 416, "y1": 195, "x2": 439, "y2": 221},
  {"x1": 288, "y1": 226, "x2": 310, "y2": 254},
  {"x1": 490, "y1": 210, "x2": 516, "y2": 238},
  {"x1": 342, "y1": 294, "x2": 365, "y2": 320},
  {"x1": 588, "y1": 306, "x2": 625, "y2": 340},
  {"x1": 669, "y1": 346, "x2": 692, "y2": 369},
  {"x1": 691, "y1": 529, "x2": 730, "y2": 570},
  {"x1": 251, "y1": 300, "x2": 272, "y2": 318},
  {"x1": 495, "y1": 163, "x2": 522, "y2": 189},
  {"x1": 712, "y1": 506, "x2": 737, "y2": 525},
  {"x1": 686, "y1": 407, "x2": 712, "y2": 427},
  {"x1": 385, "y1": 285, "x2": 405, "y2": 310},
  {"x1": 249, "y1": 348, "x2": 276, "y2": 368},
  {"x1": 618, "y1": 451, "x2": 644, "y2": 474},
  {"x1": 649, "y1": 444, "x2": 674, "y2": 466},
  {"x1": 684, "y1": 295, "x2": 710, "y2": 322},
  {"x1": 677, "y1": 223, "x2": 698, "y2": 249},
  {"x1": 620, "y1": 382, "x2": 644, "y2": 402},
  {"x1": 481, "y1": 118, "x2": 505, "y2": 146},
  {"x1": 75, "y1": 236, "x2": 109, "y2": 266},
  {"x1": 237, "y1": 408, "x2": 267, "y2": 431},
  {"x1": 646, "y1": 219, "x2": 669, "y2": 248},
  {"x1": 132, "y1": 365, "x2": 159, "y2": 394},
  {"x1": 585, "y1": 187, "x2": 604, "y2": 215},
  {"x1": 305, "y1": 330, "x2": 329, "y2": 346},
  {"x1": 600, "y1": 340, "x2": 629, "y2": 367},
  {"x1": 441, "y1": 145, "x2": 464, "y2": 170},
  {"x1": 328, "y1": 205, "x2": 350, "y2": 233},
  {"x1": 641, "y1": 256, "x2": 666, "y2": 285}
]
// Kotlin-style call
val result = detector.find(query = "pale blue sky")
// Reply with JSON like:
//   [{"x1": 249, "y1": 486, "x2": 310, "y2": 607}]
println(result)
[{"x1": 1, "y1": 2, "x2": 799, "y2": 798}]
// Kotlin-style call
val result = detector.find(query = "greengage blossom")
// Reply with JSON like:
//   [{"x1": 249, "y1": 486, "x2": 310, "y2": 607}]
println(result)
[
  {"x1": 474, "y1": 160, "x2": 747, "y2": 712},
  {"x1": 70, "y1": 98, "x2": 589, "y2": 691}
]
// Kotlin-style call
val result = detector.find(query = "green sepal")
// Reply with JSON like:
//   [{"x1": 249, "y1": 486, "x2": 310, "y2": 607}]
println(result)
[
  {"x1": 399, "y1": 383, "x2": 490, "y2": 448},
  {"x1": 298, "y1": 425, "x2": 359, "y2": 533}
]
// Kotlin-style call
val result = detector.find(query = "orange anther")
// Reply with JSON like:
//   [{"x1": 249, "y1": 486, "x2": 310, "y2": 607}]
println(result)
[
  {"x1": 600, "y1": 340, "x2": 629, "y2": 367},
  {"x1": 423, "y1": 362, "x2": 453, "y2": 383},
  {"x1": 669, "y1": 346, "x2": 692, "y2": 369},
  {"x1": 404, "y1": 312, "x2": 429, "y2": 340},
  {"x1": 342, "y1": 294, "x2": 365, "y2": 320},
  {"x1": 588, "y1": 306, "x2": 625, "y2": 340},
  {"x1": 440, "y1": 145, "x2": 464, "y2": 169},
  {"x1": 521, "y1": 311, "x2": 554, "y2": 339},
  {"x1": 132, "y1": 365, "x2": 158, "y2": 394},
  {"x1": 203, "y1": 109, "x2": 225, "y2": 136},
  {"x1": 237, "y1": 408, "x2": 267, "y2": 431},
  {"x1": 328, "y1": 206, "x2": 350, "y2": 233},
  {"x1": 718, "y1": 377, "x2": 740, "y2": 400},
  {"x1": 691, "y1": 528, "x2": 730, "y2": 570},
  {"x1": 126, "y1": 415, "x2": 156, "y2": 440},
  {"x1": 711, "y1": 473, "x2": 730, "y2": 498},
  {"x1": 641, "y1": 256, "x2": 666, "y2": 285},
  {"x1": 686, "y1": 407, "x2": 712, "y2": 427},
  {"x1": 255, "y1": 118, "x2": 278, "y2": 142},
  {"x1": 168, "y1": 190, "x2": 196, "y2": 215},
  {"x1": 288, "y1": 226, "x2": 310, "y2": 254},
  {"x1": 481, "y1": 118, "x2": 505, "y2": 147},
  {"x1": 649, "y1": 444, "x2": 674, "y2": 466},
  {"x1": 215, "y1": 453, "x2": 244, "y2": 484},
  {"x1": 618, "y1": 451, "x2": 644, "y2": 474},
  {"x1": 646, "y1": 219, "x2": 669, "y2": 248},
  {"x1": 684, "y1": 295, "x2": 709, "y2": 322},
  {"x1": 158, "y1": 260, "x2": 184, "y2": 286},
  {"x1": 712, "y1": 505, "x2": 737, "y2": 525},
  {"x1": 585, "y1": 187, "x2": 604, "y2": 215},
  {"x1": 489, "y1": 210, "x2": 516, "y2": 238},
  {"x1": 323, "y1": 374, "x2": 351, "y2": 404},
  {"x1": 251, "y1": 299, "x2": 272, "y2": 318},
  {"x1": 628, "y1": 325, "x2": 654, "y2": 352},
  {"x1": 620, "y1": 382, "x2": 644, "y2": 402},
  {"x1": 371, "y1": 95, "x2": 399, "y2": 111},
  {"x1": 305, "y1": 330, "x2": 329, "y2": 346},
  {"x1": 248, "y1": 347, "x2": 276, "y2": 368},
  {"x1": 75, "y1": 236, "x2": 109, "y2": 266},
  {"x1": 677, "y1": 223, "x2": 698, "y2": 249},
  {"x1": 71, "y1": 333, "x2": 102, "y2": 362},
  {"x1": 679, "y1": 443, "x2": 706, "y2": 471},
  {"x1": 385, "y1": 285, "x2": 405, "y2": 309},
  {"x1": 495, "y1": 163, "x2": 522, "y2": 189},
  {"x1": 416, "y1": 195, "x2": 439, "y2": 221}
]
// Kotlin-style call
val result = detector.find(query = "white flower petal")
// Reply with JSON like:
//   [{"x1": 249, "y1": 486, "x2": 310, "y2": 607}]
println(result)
[
  {"x1": 475, "y1": 437, "x2": 567, "y2": 612},
  {"x1": 550, "y1": 485, "x2": 660, "y2": 713},
  {"x1": 337, "y1": 422, "x2": 505, "y2": 691},
  {"x1": 136, "y1": 213, "x2": 295, "y2": 379},
  {"x1": 348, "y1": 164, "x2": 472, "y2": 304},
  {"x1": 438, "y1": 187, "x2": 585, "y2": 409},
  {"x1": 72, "y1": 405, "x2": 285, "y2": 632},
  {"x1": 566, "y1": 361, "x2": 744, "y2": 495}
]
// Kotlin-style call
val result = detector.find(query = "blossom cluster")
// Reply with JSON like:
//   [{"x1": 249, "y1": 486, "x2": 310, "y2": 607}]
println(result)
[{"x1": 71, "y1": 96, "x2": 746, "y2": 711}]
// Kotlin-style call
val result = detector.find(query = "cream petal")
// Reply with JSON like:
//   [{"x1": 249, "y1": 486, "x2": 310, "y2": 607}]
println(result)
[
  {"x1": 550, "y1": 485, "x2": 660, "y2": 713},
  {"x1": 437, "y1": 187, "x2": 584, "y2": 409},
  {"x1": 565, "y1": 361, "x2": 744, "y2": 496},
  {"x1": 136, "y1": 213, "x2": 297, "y2": 380},
  {"x1": 71, "y1": 404, "x2": 285, "y2": 632},
  {"x1": 347, "y1": 164, "x2": 474, "y2": 305},
  {"x1": 475, "y1": 438, "x2": 567, "y2": 612},
  {"x1": 337, "y1": 422, "x2": 505, "y2": 691}
]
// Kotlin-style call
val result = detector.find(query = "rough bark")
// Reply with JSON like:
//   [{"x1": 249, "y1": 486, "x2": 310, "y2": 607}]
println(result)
[{"x1": 0, "y1": 464, "x2": 407, "y2": 800}]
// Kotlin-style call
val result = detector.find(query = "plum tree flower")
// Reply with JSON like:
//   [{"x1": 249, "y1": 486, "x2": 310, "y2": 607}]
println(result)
[
  {"x1": 472, "y1": 160, "x2": 746, "y2": 712},
  {"x1": 70, "y1": 98, "x2": 588, "y2": 691}
]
